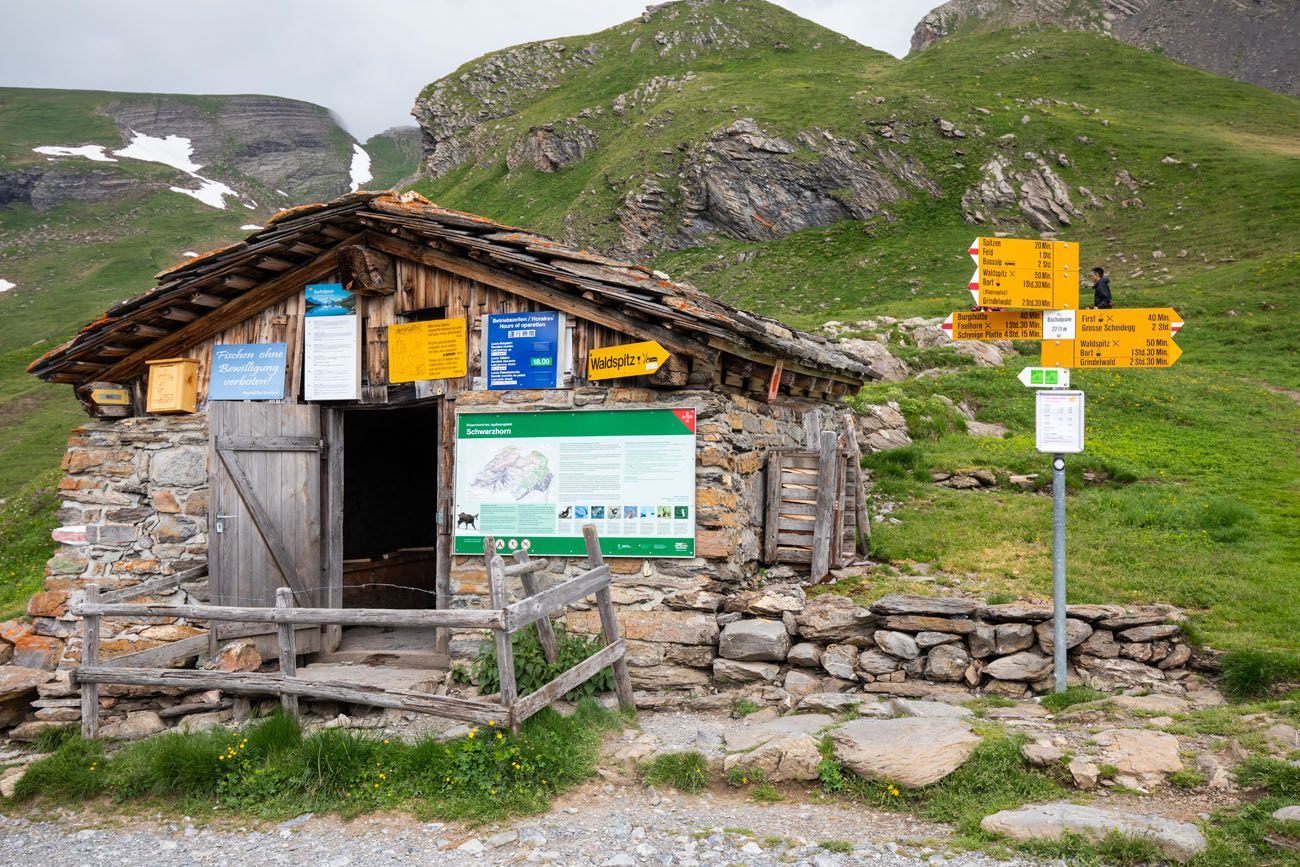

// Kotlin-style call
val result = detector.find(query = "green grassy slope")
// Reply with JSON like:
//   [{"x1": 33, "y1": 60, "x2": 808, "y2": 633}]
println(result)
[
  {"x1": 406, "y1": 9, "x2": 1299, "y2": 651},
  {"x1": 363, "y1": 127, "x2": 422, "y2": 189}
]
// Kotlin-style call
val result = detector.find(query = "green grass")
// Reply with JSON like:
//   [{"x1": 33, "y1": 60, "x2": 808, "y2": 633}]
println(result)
[
  {"x1": 642, "y1": 752, "x2": 710, "y2": 794},
  {"x1": 818, "y1": 840, "x2": 854, "y2": 854},
  {"x1": 1221, "y1": 650, "x2": 1300, "y2": 702},
  {"x1": 471, "y1": 623, "x2": 614, "y2": 700},
  {"x1": 0, "y1": 472, "x2": 60, "y2": 620},
  {"x1": 1040, "y1": 687, "x2": 1108, "y2": 714},
  {"x1": 731, "y1": 698, "x2": 762, "y2": 717},
  {"x1": 12, "y1": 701, "x2": 622, "y2": 822}
]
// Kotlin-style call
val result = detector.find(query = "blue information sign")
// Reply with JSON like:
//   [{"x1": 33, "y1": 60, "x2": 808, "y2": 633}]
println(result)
[
  {"x1": 209, "y1": 343, "x2": 288, "y2": 400},
  {"x1": 485, "y1": 311, "x2": 562, "y2": 390}
]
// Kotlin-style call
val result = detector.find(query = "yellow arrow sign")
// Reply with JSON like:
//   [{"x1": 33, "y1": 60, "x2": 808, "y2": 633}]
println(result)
[
  {"x1": 89, "y1": 387, "x2": 131, "y2": 406},
  {"x1": 1040, "y1": 308, "x2": 1184, "y2": 369},
  {"x1": 587, "y1": 340, "x2": 670, "y2": 381},
  {"x1": 969, "y1": 236, "x2": 1080, "y2": 310},
  {"x1": 944, "y1": 310, "x2": 1044, "y2": 341}
]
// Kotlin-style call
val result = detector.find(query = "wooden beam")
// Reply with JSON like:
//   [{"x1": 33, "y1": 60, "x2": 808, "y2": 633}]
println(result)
[
  {"x1": 99, "y1": 236, "x2": 359, "y2": 382},
  {"x1": 74, "y1": 600, "x2": 505, "y2": 630},
  {"x1": 366, "y1": 233, "x2": 717, "y2": 364},
  {"x1": 503, "y1": 565, "x2": 610, "y2": 633},
  {"x1": 510, "y1": 639, "x2": 626, "y2": 726}
]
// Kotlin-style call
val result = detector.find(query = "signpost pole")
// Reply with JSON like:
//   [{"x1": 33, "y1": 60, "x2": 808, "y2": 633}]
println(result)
[{"x1": 1051, "y1": 452, "x2": 1068, "y2": 693}]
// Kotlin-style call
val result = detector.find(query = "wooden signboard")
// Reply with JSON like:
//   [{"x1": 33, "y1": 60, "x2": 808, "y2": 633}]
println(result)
[{"x1": 387, "y1": 318, "x2": 468, "y2": 383}]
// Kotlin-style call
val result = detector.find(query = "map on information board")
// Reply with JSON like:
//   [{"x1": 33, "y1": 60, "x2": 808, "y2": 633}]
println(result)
[{"x1": 453, "y1": 409, "x2": 696, "y2": 558}]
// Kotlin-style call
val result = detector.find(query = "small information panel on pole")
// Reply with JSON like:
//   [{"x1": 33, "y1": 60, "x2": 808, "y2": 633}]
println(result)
[{"x1": 1035, "y1": 390, "x2": 1085, "y2": 454}]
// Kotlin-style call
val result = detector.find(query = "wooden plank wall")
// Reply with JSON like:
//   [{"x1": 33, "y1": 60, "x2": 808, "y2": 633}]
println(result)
[{"x1": 763, "y1": 449, "x2": 857, "y2": 567}]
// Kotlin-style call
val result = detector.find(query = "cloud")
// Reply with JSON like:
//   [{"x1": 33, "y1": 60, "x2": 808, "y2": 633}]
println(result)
[{"x1": 0, "y1": 0, "x2": 942, "y2": 139}]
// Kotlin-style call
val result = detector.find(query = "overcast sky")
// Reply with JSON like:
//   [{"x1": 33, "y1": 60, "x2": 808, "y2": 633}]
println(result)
[{"x1": 0, "y1": 0, "x2": 942, "y2": 140}]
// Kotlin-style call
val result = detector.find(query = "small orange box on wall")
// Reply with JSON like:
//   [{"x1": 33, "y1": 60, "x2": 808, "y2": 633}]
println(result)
[{"x1": 145, "y1": 358, "x2": 199, "y2": 414}]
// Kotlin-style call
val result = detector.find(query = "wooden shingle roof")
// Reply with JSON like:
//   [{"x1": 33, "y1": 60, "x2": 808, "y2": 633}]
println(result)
[{"x1": 29, "y1": 191, "x2": 873, "y2": 386}]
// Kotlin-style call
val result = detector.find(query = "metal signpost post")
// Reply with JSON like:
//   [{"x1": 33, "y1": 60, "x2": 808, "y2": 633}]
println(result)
[{"x1": 1035, "y1": 389, "x2": 1084, "y2": 692}]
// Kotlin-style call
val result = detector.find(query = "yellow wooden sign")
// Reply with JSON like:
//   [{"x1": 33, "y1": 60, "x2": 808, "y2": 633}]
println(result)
[
  {"x1": 944, "y1": 310, "x2": 1044, "y2": 341},
  {"x1": 970, "y1": 236, "x2": 1080, "y2": 310},
  {"x1": 587, "y1": 340, "x2": 670, "y2": 381},
  {"x1": 1040, "y1": 308, "x2": 1184, "y2": 369},
  {"x1": 90, "y1": 387, "x2": 131, "y2": 406},
  {"x1": 387, "y1": 318, "x2": 467, "y2": 383}
]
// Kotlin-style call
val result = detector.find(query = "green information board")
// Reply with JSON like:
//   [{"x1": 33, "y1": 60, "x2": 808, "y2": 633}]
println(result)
[{"x1": 453, "y1": 409, "x2": 697, "y2": 557}]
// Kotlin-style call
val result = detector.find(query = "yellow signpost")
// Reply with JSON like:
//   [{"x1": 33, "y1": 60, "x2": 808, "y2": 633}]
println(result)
[
  {"x1": 1040, "y1": 308, "x2": 1184, "y2": 369},
  {"x1": 969, "y1": 236, "x2": 1080, "y2": 310},
  {"x1": 387, "y1": 318, "x2": 467, "y2": 383},
  {"x1": 943, "y1": 309, "x2": 1044, "y2": 341},
  {"x1": 587, "y1": 340, "x2": 670, "y2": 381}
]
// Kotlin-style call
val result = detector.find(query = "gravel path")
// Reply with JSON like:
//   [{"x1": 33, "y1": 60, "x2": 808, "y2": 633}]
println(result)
[{"x1": 0, "y1": 781, "x2": 1044, "y2": 867}]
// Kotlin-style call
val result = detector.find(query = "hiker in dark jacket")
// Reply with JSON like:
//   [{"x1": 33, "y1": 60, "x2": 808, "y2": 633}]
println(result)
[{"x1": 1089, "y1": 267, "x2": 1113, "y2": 309}]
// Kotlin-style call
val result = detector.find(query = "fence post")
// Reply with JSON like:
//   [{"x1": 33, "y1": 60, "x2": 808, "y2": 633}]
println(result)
[
  {"x1": 842, "y1": 412, "x2": 871, "y2": 556},
  {"x1": 582, "y1": 524, "x2": 635, "y2": 712},
  {"x1": 80, "y1": 583, "x2": 100, "y2": 739},
  {"x1": 275, "y1": 587, "x2": 299, "y2": 720},
  {"x1": 484, "y1": 537, "x2": 519, "y2": 732},
  {"x1": 514, "y1": 549, "x2": 559, "y2": 665},
  {"x1": 811, "y1": 429, "x2": 839, "y2": 581}
]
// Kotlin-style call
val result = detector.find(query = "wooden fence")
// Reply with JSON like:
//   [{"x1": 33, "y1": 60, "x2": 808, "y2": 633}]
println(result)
[{"x1": 72, "y1": 525, "x2": 633, "y2": 737}]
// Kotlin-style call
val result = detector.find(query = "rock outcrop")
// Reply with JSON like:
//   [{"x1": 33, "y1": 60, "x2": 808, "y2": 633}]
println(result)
[{"x1": 911, "y1": 0, "x2": 1300, "y2": 99}]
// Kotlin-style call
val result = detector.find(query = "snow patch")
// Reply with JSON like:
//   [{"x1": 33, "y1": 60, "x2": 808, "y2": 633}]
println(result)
[
  {"x1": 33, "y1": 145, "x2": 117, "y2": 162},
  {"x1": 349, "y1": 144, "x2": 372, "y2": 192},
  {"x1": 240, "y1": 224, "x2": 264, "y2": 231},
  {"x1": 112, "y1": 131, "x2": 203, "y2": 174},
  {"x1": 170, "y1": 179, "x2": 239, "y2": 209},
  {"x1": 0, "y1": 278, "x2": 16, "y2": 293},
  {"x1": 183, "y1": 252, "x2": 199, "y2": 258}
]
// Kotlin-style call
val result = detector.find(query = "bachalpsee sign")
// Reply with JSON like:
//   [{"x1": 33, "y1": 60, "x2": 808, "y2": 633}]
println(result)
[{"x1": 453, "y1": 408, "x2": 696, "y2": 558}]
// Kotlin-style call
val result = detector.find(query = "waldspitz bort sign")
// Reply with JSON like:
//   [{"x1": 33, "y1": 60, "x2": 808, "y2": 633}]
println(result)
[
  {"x1": 453, "y1": 408, "x2": 697, "y2": 557},
  {"x1": 208, "y1": 343, "x2": 287, "y2": 400}
]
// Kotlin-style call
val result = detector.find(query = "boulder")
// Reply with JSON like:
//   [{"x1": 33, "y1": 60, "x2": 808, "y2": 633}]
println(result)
[
  {"x1": 889, "y1": 698, "x2": 972, "y2": 719},
  {"x1": 1079, "y1": 629, "x2": 1120, "y2": 659},
  {"x1": 915, "y1": 631, "x2": 961, "y2": 649},
  {"x1": 879, "y1": 615, "x2": 976, "y2": 635},
  {"x1": 873, "y1": 630, "x2": 919, "y2": 660},
  {"x1": 870, "y1": 595, "x2": 978, "y2": 617},
  {"x1": 968, "y1": 626, "x2": 996, "y2": 659},
  {"x1": 783, "y1": 669, "x2": 821, "y2": 699},
  {"x1": 719, "y1": 619, "x2": 790, "y2": 662},
  {"x1": 793, "y1": 595, "x2": 875, "y2": 644},
  {"x1": 984, "y1": 651, "x2": 1051, "y2": 682},
  {"x1": 1099, "y1": 611, "x2": 1168, "y2": 630},
  {"x1": 977, "y1": 603, "x2": 1052, "y2": 623},
  {"x1": 994, "y1": 623, "x2": 1035, "y2": 655},
  {"x1": 0, "y1": 665, "x2": 55, "y2": 702},
  {"x1": 1065, "y1": 605, "x2": 1127, "y2": 622},
  {"x1": 724, "y1": 714, "x2": 835, "y2": 752},
  {"x1": 1118, "y1": 624, "x2": 1180, "y2": 642},
  {"x1": 821, "y1": 644, "x2": 860, "y2": 680},
  {"x1": 857, "y1": 650, "x2": 901, "y2": 676},
  {"x1": 723, "y1": 732, "x2": 821, "y2": 782},
  {"x1": 713, "y1": 659, "x2": 781, "y2": 683},
  {"x1": 981, "y1": 803, "x2": 1206, "y2": 862},
  {"x1": 204, "y1": 640, "x2": 261, "y2": 673},
  {"x1": 1068, "y1": 757, "x2": 1100, "y2": 790},
  {"x1": 0, "y1": 766, "x2": 25, "y2": 799},
  {"x1": 925, "y1": 644, "x2": 970, "y2": 682},
  {"x1": 787, "y1": 642, "x2": 823, "y2": 668},
  {"x1": 1159, "y1": 643, "x2": 1193, "y2": 670},
  {"x1": 1035, "y1": 618, "x2": 1093, "y2": 653},
  {"x1": 1272, "y1": 806, "x2": 1300, "y2": 823},
  {"x1": 1021, "y1": 741, "x2": 1064, "y2": 767},
  {"x1": 831, "y1": 717, "x2": 980, "y2": 789},
  {"x1": 1109, "y1": 694, "x2": 1189, "y2": 714},
  {"x1": 630, "y1": 663, "x2": 710, "y2": 690},
  {"x1": 1265, "y1": 723, "x2": 1300, "y2": 751},
  {"x1": 100, "y1": 710, "x2": 166, "y2": 741},
  {"x1": 724, "y1": 585, "x2": 806, "y2": 617},
  {"x1": 1094, "y1": 729, "x2": 1183, "y2": 785},
  {"x1": 1074, "y1": 655, "x2": 1166, "y2": 691},
  {"x1": 799, "y1": 693, "x2": 890, "y2": 717}
]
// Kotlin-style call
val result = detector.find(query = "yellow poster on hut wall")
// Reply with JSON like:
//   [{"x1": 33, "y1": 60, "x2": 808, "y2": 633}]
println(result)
[{"x1": 388, "y1": 318, "x2": 468, "y2": 383}]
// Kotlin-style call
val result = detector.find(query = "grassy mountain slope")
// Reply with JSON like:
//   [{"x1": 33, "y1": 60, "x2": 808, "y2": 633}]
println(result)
[{"x1": 407, "y1": 5, "x2": 1299, "y2": 652}]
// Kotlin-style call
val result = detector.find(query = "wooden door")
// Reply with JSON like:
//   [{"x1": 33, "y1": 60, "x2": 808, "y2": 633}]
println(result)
[{"x1": 209, "y1": 402, "x2": 326, "y2": 610}]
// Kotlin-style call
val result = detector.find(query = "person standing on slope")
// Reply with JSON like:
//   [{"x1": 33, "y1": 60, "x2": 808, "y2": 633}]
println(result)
[{"x1": 1089, "y1": 267, "x2": 1113, "y2": 309}]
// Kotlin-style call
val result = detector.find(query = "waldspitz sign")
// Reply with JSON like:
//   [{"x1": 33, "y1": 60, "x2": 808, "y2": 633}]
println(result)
[
  {"x1": 586, "y1": 340, "x2": 670, "y2": 381},
  {"x1": 453, "y1": 409, "x2": 696, "y2": 558},
  {"x1": 968, "y1": 236, "x2": 1079, "y2": 310},
  {"x1": 1040, "y1": 308, "x2": 1184, "y2": 369}
]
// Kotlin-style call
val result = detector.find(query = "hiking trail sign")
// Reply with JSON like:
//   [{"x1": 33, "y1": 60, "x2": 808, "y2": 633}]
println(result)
[
  {"x1": 1018, "y1": 367, "x2": 1071, "y2": 388},
  {"x1": 587, "y1": 340, "x2": 670, "y2": 381},
  {"x1": 942, "y1": 310, "x2": 1044, "y2": 341},
  {"x1": 969, "y1": 236, "x2": 1079, "y2": 310},
  {"x1": 1040, "y1": 308, "x2": 1184, "y2": 369}
]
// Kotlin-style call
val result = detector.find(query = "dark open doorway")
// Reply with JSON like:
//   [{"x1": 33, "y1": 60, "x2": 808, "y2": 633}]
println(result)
[{"x1": 341, "y1": 403, "x2": 439, "y2": 609}]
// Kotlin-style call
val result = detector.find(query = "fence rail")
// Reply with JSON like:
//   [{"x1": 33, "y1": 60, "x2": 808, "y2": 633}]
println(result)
[{"x1": 72, "y1": 525, "x2": 633, "y2": 737}]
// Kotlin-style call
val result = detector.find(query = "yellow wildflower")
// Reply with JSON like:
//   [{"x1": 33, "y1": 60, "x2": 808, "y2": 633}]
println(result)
[
  {"x1": 489, "y1": 720, "x2": 497, "y2": 727},
  {"x1": 496, "y1": 732, "x2": 504, "y2": 740}
]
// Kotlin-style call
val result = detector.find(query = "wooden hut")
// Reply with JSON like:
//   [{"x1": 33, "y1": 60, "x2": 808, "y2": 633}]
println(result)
[{"x1": 24, "y1": 190, "x2": 875, "y2": 695}]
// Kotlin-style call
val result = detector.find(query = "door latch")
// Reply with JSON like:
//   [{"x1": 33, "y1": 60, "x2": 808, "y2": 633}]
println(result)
[{"x1": 215, "y1": 514, "x2": 237, "y2": 534}]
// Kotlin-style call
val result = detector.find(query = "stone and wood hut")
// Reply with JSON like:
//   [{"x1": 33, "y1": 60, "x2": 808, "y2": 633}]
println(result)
[{"x1": 12, "y1": 190, "x2": 878, "y2": 711}]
